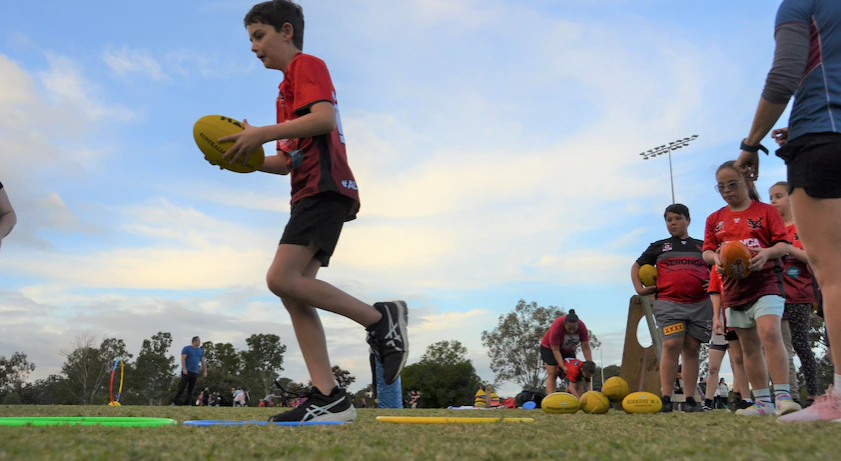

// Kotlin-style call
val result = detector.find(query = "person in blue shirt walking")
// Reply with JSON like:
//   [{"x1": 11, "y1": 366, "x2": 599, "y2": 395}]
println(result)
[{"x1": 171, "y1": 336, "x2": 207, "y2": 406}]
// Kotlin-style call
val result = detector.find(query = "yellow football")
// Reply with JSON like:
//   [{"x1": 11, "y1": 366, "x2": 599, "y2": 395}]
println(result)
[
  {"x1": 622, "y1": 392, "x2": 663, "y2": 414},
  {"x1": 579, "y1": 391, "x2": 610, "y2": 414},
  {"x1": 193, "y1": 115, "x2": 265, "y2": 173},
  {"x1": 541, "y1": 392, "x2": 580, "y2": 414},
  {"x1": 602, "y1": 376, "x2": 630, "y2": 402},
  {"x1": 639, "y1": 264, "x2": 658, "y2": 287}
]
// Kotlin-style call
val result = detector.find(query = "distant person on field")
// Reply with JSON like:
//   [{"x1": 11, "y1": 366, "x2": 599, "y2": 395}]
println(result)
[
  {"x1": 540, "y1": 309, "x2": 592, "y2": 394},
  {"x1": 171, "y1": 336, "x2": 207, "y2": 406}
]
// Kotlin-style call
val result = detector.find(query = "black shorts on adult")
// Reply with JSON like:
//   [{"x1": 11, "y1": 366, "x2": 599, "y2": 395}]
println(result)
[
  {"x1": 540, "y1": 346, "x2": 575, "y2": 366},
  {"x1": 280, "y1": 192, "x2": 353, "y2": 267},
  {"x1": 776, "y1": 132, "x2": 841, "y2": 199},
  {"x1": 725, "y1": 329, "x2": 738, "y2": 341}
]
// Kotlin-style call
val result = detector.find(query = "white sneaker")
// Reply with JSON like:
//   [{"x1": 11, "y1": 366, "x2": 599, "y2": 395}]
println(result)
[
  {"x1": 775, "y1": 397, "x2": 802, "y2": 416},
  {"x1": 736, "y1": 400, "x2": 776, "y2": 416}
]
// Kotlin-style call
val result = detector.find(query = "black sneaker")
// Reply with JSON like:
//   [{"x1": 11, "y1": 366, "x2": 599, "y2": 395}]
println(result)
[
  {"x1": 267, "y1": 386, "x2": 356, "y2": 423},
  {"x1": 366, "y1": 301, "x2": 409, "y2": 385},
  {"x1": 683, "y1": 397, "x2": 704, "y2": 412},
  {"x1": 804, "y1": 398, "x2": 815, "y2": 408},
  {"x1": 660, "y1": 396, "x2": 673, "y2": 413},
  {"x1": 737, "y1": 399, "x2": 753, "y2": 411}
]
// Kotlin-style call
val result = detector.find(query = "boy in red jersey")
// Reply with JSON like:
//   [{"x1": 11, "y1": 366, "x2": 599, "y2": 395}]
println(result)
[
  {"x1": 216, "y1": 0, "x2": 408, "y2": 423},
  {"x1": 703, "y1": 161, "x2": 796, "y2": 417},
  {"x1": 631, "y1": 204, "x2": 710, "y2": 412},
  {"x1": 770, "y1": 181, "x2": 819, "y2": 406},
  {"x1": 560, "y1": 358, "x2": 596, "y2": 398},
  {"x1": 540, "y1": 310, "x2": 592, "y2": 394}
]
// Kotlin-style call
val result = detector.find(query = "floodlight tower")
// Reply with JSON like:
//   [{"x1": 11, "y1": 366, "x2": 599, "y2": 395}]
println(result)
[{"x1": 639, "y1": 135, "x2": 699, "y2": 204}]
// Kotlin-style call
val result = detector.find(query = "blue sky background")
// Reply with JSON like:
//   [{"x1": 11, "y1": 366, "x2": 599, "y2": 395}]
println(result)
[{"x1": 0, "y1": 0, "x2": 802, "y2": 396}]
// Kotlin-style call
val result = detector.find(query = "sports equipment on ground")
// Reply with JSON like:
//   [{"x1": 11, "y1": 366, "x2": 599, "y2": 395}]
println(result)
[
  {"x1": 541, "y1": 392, "x2": 580, "y2": 414},
  {"x1": 622, "y1": 392, "x2": 663, "y2": 414},
  {"x1": 109, "y1": 358, "x2": 124, "y2": 406},
  {"x1": 376, "y1": 417, "x2": 533, "y2": 424},
  {"x1": 720, "y1": 241, "x2": 752, "y2": 280},
  {"x1": 639, "y1": 264, "x2": 658, "y2": 287},
  {"x1": 579, "y1": 391, "x2": 610, "y2": 414},
  {"x1": 603, "y1": 376, "x2": 630, "y2": 402},
  {"x1": 0, "y1": 417, "x2": 176, "y2": 427},
  {"x1": 193, "y1": 115, "x2": 265, "y2": 173},
  {"x1": 183, "y1": 420, "x2": 345, "y2": 426}
]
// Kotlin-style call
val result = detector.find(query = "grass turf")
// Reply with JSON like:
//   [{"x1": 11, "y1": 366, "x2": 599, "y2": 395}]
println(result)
[{"x1": 0, "y1": 405, "x2": 838, "y2": 460}]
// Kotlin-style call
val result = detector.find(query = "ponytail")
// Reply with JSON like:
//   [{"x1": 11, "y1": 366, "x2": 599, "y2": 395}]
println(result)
[{"x1": 565, "y1": 309, "x2": 579, "y2": 323}]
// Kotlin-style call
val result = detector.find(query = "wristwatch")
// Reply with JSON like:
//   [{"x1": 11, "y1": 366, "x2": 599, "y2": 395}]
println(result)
[{"x1": 740, "y1": 139, "x2": 769, "y2": 155}]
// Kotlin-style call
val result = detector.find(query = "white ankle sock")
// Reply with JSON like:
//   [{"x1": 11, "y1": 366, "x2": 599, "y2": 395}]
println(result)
[{"x1": 834, "y1": 374, "x2": 841, "y2": 393}]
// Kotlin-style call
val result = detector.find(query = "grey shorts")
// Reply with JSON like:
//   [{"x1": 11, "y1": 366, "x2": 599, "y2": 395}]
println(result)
[{"x1": 653, "y1": 298, "x2": 713, "y2": 343}]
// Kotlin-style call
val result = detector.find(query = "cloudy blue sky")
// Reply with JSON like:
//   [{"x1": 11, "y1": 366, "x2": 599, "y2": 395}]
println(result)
[{"x1": 0, "y1": 0, "x2": 800, "y2": 396}]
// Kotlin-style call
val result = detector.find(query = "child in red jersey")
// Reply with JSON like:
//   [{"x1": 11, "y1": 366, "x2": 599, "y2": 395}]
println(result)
[
  {"x1": 770, "y1": 181, "x2": 819, "y2": 405},
  {"x1": 703, "y1": 161, "x2": 795, "y2": 416},
  {"x1": 709, "y1": 268, "x2": 751, "y2": 411},
  {"x1": 559, "y1": 358, "x2": 596, "y2": 398},
  {"x1": 215, "y1": 0, "x2": 408, "y2": 423},
  {"x1": 631, "y1": 204, "x2": 710, "y2": 412}
]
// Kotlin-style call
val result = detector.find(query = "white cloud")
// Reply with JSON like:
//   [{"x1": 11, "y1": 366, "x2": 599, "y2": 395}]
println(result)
[{"x1": 103, "y1": 46, "x2": 169, "y2": 82}]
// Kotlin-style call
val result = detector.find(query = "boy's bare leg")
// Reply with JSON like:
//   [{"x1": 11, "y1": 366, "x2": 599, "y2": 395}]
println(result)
[{"x1": 268, "y1": 242, "x2": 381, "y2": 327}]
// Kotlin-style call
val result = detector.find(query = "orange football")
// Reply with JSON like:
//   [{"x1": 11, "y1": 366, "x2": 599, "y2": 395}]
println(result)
[{"x1": 720, "y1": 241, "x2": 752, "y2": 280}]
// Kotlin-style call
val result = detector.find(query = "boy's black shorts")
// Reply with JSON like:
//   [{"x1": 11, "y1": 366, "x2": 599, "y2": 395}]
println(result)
[
  {"x1": 280, "y1": 192, "x2": 354, "y2": 267},
  {"x1": 777, "y1": 132, "x2": 841, "y2": 199},
  {"x1": 540, "y1": 346, "x2": 576, "y2": 366}
]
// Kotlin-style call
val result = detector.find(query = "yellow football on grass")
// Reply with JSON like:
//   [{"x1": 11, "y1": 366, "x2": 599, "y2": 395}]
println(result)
[
  {"x1": 541, "y1": 392, "x2": 580, "y2": 414},
  {"x1": 622, "y1": 392, "x2": 662, "y2": 414},
  {"x1": 579, "y1": 391, "x2": 610, "y2": 414},
  {"x1": 602, "y1": 376, "x2": 630, "y2": 402},
  {"x1": 193, "y1": 115, "x2": 265, "y2": 173}
]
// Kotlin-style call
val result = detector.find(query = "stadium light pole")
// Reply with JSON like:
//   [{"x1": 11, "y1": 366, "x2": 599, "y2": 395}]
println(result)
[{"x1": 639, "y1": 135, "x2": 699, "y2": 204}]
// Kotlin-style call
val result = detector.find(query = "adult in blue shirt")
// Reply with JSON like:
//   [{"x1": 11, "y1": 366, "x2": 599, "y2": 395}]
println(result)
[
  {"x1": 171, "y1": 336, "x2": 207, "y2": 406},
  {"x1": 734, "y1": 0, "x2": 841, "y2": 423}
]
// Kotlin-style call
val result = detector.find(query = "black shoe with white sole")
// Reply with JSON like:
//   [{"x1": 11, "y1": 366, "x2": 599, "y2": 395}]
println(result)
[
  {"x1": 366, "y1": 301, "x2": 409, "y2": 385},
  {"x1": 267, "y1": 386, "x2": 356, "y2": 423}
]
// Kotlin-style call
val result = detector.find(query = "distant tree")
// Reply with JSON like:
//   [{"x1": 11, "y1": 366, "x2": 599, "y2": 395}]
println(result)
[
  {"x1": 401, "y1": 340, "x2": 483, "y2": 408},
  {"x1": 240, "y1": 334, "x2": 287, "y2": 397},
  {"x1": 61, "y1": 334, "x2": 132, "y2": 405},
  {"x1": 481, "y1": 300, "x2": 564, "y2": 388},
  {"x1": 332, "y1": 365, "x2": 355, "y2": 390},
  {"x1": 134, "y1": 332, "x2": 177, "y2": 405},
  {"x1": 0, "y1": 352, "x2": 35, "y2": 394}
]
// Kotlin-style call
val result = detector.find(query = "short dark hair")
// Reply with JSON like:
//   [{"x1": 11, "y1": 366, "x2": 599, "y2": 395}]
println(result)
[
  {"x1": 244, "y1": 0, "x2": 305, "y2": 50},
  {"x1": 192, "y1": 336, "x2": 200, "y2": 343},
  {"x1": 664, "y1": 203, "x2": 690, "y2": 220},
  {"x1": 565, "y1": 309, "x2": 579, "y2": 323},
  {"x1": 582, "y1": 361, "x2": 596, "y2": 375}
]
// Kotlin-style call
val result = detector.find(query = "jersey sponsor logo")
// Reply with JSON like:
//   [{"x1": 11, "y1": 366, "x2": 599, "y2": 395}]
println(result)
[
  {"x1": 658, "y1": 258, "x2": 706, "y2": 268},
  {"x1": 663, "y1": 323, "x2": 685, "y2": 336},
  {"x1": 740, "y1": 237, "x2": 761, "y2": 249},
  {"x1": 562, "y1": 334, "x2": 580, "y2": 350},
  {"x1": 341, "y1": 179, "x2": 358, "y2": 190},
  {"x1": 786, "y1": 266, "x2": 801, "y2": 279},
  {"x1": 663, "y1": 243, "x2": 673, "y2": 252},
  {"x1": 715, "y1": 221, "x2": 725, "y2": 233},
  {"x1": 794, "y1": 233, "x2": 800, "y2": 241},
  {"x1": 747, "y1": 217, "x2": 763, "y2": 229},
  {"x1": 734, "y1": 218, "x2": 741, "y2": 224}
]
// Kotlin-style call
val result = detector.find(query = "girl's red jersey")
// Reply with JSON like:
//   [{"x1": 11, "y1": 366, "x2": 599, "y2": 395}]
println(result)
[
  {"x1": 703, "y1": 201, "x2": 789, "y2": 308},
  {"x1": 782, "y1": 222, "x2": 816, "y2": 304}
]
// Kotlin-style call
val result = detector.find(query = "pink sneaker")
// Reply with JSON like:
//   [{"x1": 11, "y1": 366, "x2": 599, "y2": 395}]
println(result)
[{"x1": 778, "y1": 388, "x2": 841, "y2": 423}]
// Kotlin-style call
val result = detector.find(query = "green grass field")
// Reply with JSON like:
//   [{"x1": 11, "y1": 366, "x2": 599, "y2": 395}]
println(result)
[{"x1": 0, "y1": 405, "x2": 838, "y2": 461}]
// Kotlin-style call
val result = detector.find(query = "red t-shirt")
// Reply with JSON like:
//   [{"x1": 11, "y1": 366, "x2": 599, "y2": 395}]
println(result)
[
  {"x1": 277, "y1": 53, "x2": 359, "y2": 219},
  {"x1": 782, "y1": 223, "x2": 816, "y2": 304},
  {"x1": 540, "y1": 316, "x2": 589, "y2": 351},
  {"x1": 703, "y1": 201, "x2": 789, "y2": 308},
  {"x1": 636, "y1": 237, "x2": 709, "y2": 303},
  {"x1": 563, "y1": 358, "x2": 588, "y2": 383}
]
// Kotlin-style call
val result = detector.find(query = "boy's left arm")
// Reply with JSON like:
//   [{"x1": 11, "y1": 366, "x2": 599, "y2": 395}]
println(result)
[{"x1": 220, "y1": 102, "x2": 337, "y2": 165}]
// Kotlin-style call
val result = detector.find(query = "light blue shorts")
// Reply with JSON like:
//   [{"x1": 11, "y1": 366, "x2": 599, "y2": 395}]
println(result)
[{"x1": 726, "y1": 295, "x2": 785, "y2": 329}]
